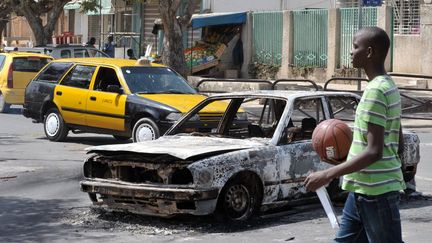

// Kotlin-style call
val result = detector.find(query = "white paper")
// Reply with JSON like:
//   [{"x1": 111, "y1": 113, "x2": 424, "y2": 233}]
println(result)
[{"x1": 316, "y1": 186, "x2": 340, "y2": 229}]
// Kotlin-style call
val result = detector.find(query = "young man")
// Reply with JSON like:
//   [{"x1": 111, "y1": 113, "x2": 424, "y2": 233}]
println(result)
[
  {"x1": 305, "y1": 27, "x2": 405, "y2": 242},
  {"x1": 127, "y1": 48, "x2": 136, "y2": 60}
]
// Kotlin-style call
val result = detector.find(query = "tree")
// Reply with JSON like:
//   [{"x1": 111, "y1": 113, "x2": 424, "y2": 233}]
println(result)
[
  {"x1": 0, "y1": 3, "x2": 12, "y2": 47},
  {"x1": 82, "y1": 0, "x2": 198, "y2": 77},
  {"x1": 8, "y1": 0, "x2": 70, "y2": 46},
  {"x1": 158, "y1": 0, "x2": 198, "y2": 77}
]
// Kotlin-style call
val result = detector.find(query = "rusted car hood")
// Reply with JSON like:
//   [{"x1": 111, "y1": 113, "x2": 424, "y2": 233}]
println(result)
[{"x1": 86, "y1": 136, "x2": 267, "y2": 160}]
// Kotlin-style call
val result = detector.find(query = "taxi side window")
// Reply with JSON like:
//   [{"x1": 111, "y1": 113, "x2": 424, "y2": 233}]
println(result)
[
  {"x1": 34, "y1": 63, "x2": 73, "y2": 83},
  {"x1": 60, "y1": 65, "x2": 96, "y2": 89},
  {"x1": 93, "y1": 67, "x2": 121, "y2": 92},
  {"x1": 0, "y1": 55, "x2": 6, "y2": 71}
]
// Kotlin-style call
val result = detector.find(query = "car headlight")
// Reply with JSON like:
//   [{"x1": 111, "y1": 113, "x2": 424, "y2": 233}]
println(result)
[
  {"x1": 166, "y1": 112, "x2": 183, "y2": 121},
  {"x1": 236, "y1": 112, "x2": 248, "y2": 120}
]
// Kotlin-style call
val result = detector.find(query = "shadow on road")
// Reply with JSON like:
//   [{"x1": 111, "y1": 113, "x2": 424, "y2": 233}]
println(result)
[
  {"x1": 0, "y1": 197, "x2": 114, "y2": 243},
  {"x1": 1, "y1": 194, "x2": 430, "y2": 240},
  {"x1": 62, "y1": 193, "x2": 432, "y2": 235},
  {"x1": 4, "y1": 107, "x2": 23, "y2": 115},
  {"x1": 61, "y1": 204, "x2": 329, "y2": 235},
  {"x1": 36, "y1": 136, "x2": 131, "y2": 146}
]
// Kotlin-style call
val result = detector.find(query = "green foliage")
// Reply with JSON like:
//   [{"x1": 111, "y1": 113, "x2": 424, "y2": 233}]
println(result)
[
  {"x1": 80, "y1": 0, "x2": 100, "y2": 13},
  {"x1": 248, "y1": 62, "x2": 280, "y2": 80}
]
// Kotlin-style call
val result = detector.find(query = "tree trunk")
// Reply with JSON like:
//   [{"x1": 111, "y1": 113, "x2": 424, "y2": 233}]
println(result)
[
  {"x1": 162, "y1": 25, "x2": 188, "y2": 77},
  {"x1": 0, "y1": 21, "x2": 6, "y2": 47},
  {"x1": 13, "y1": 1, "x2": 68, "y2": 46},
  {"x1": 159, "y1": 0, "x2": 188, "y2": 77}
]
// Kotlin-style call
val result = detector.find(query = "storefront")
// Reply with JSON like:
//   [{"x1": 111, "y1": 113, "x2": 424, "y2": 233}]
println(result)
[{"x1": 186, "y1": 12, "x2": 247, "y2": 76}]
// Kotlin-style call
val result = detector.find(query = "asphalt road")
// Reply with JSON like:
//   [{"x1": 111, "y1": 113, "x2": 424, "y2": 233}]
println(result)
[{"x1": 1, "y1": 106, "x2": 432, "y2": 243}]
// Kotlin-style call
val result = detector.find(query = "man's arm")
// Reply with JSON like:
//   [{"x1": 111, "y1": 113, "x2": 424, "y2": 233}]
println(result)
[
  {"x1": 398, "y1": 125, "x2": 404, "y2": 159},
  {"x1": 305, "y1": 122, "x2": 385, "y2": 191}
]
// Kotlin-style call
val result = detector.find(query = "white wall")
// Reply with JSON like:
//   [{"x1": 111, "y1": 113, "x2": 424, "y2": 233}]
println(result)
[
  {"x1": 73, "y1": 10, "x2": 89, "y2": 45},
  {"x1": 202, "y1": 0, "x2": 333, "y2": 12},
  {"x1": 393, "y1": 35, "x2": 422, "y2": 73}
]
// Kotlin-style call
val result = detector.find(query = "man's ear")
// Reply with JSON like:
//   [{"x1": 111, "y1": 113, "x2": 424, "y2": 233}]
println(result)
[{"x1": 367, "y1": 46, "x2": 373, "y2": 58}]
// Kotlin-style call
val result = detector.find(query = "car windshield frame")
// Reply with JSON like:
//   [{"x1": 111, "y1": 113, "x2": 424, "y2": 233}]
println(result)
[{"x1": 121, "y1": 66, "x2": 197, "y2": 94}]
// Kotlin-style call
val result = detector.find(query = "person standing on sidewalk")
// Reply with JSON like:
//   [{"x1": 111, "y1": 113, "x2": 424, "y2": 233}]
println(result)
[
  {"x1": 305, "y1": 27, "x2": 405, "y2": 243},
  {"x1": 103, "y1": 35, "x2": 115, "y2": 58}
]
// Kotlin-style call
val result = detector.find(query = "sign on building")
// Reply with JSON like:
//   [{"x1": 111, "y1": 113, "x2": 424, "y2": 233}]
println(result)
[{"x1": 363, "y1": 0, "x2": 382, "y2": 6}]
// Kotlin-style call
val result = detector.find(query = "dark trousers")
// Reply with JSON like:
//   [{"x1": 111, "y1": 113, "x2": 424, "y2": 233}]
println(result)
[{"x1": 334, "y1": 191, "x2": 403, "y2": 243}]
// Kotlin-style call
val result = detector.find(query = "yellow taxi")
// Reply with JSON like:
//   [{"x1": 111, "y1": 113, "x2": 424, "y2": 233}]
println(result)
[
  {"x1": 23, "y1": 58, "x2": 228, "y2": 142},
  {"x1": 0, "y1": 52, "x2": 53, "y2": 112}
]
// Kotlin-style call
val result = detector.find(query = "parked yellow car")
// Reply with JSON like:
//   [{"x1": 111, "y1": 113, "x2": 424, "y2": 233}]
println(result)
[
  {"x1": 23, "y1": 58, "x2": 229, "y2": 142},
  {"x1": 0, "y1": 52, "x2": 53, "y2": 112}
]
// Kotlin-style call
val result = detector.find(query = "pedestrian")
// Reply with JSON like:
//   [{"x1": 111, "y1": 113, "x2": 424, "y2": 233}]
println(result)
[
  {"x1": 304, "y1": 27, "x2": 405, "y2": 243},
  {"x1": 127, "y1": 48, "x2": 136, "y2": 60},
  {"x1": 103, "y1": 35, "x2": 115, "y2": 58},
  {"x1": 86, "y1": 37, "x2": 96, "y2": 48}
]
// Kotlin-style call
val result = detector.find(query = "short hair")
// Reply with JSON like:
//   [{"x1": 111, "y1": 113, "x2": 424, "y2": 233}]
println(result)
[{"x1": 357, "y1": 27, "x2": 390, "y2": 60}]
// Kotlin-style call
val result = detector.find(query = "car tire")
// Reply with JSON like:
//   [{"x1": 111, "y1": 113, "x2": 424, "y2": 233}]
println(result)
[
  {"x1": 216, "y1": 177, "x2": 260, "y2": 221},
  {"x1": 0, "y1": 93, "x2": 11, "y2": 113},
  {"x1": 113, "y1": 135, "x2": 131, "y2": 141},
  {"x1": 132, "y1": 117, "x2": 160, "y2": 142},
  {"x1": 44, "y1": 108, "x2": 69, "y2": 142}
]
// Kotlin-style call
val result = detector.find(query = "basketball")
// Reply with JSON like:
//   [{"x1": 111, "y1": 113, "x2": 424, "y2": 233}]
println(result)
[{"x1": 312, "y1": 119, "x2": 353, "y2": 164}]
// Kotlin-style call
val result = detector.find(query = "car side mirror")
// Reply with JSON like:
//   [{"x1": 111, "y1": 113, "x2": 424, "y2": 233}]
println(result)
[{"x1": 106, "y1": 85, "x2": 123, "y2": 94}]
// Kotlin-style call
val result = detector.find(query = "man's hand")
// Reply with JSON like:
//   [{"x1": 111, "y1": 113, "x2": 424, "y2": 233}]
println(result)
[{"x1": 304, "y1": 170, "x2": 332, "y2": 192}]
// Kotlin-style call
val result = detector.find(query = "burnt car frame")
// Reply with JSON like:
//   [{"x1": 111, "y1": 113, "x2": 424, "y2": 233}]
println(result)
[{"x1": 80, "y1": 90, "x2": 420, "y2": 221}]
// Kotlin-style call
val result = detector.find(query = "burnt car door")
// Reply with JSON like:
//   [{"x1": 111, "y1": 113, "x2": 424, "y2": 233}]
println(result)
[{"x1": 276, "y1": 96, "x2": 327, "y2": 201}]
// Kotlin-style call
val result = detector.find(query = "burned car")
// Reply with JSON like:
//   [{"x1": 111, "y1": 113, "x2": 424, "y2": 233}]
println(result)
[{"x1": 80, "y1": 90, "x2": 420, "y2": 221}]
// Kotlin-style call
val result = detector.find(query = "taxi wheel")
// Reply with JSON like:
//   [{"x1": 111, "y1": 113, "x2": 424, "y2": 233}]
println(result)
[
  {"x1": 44, "y1": 108, "x2": 69, "y2": 142},
  {"x1": 132, "y1": 118, "x2": 160, "y2": 142},
  {"x1": 0, "y1": 93, "x2": 11, "y2": 113}
]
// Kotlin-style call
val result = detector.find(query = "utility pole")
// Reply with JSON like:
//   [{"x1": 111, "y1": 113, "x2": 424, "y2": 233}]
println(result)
[{"x1": 357, "y1": 0, "x2": 363, "y2": 89}]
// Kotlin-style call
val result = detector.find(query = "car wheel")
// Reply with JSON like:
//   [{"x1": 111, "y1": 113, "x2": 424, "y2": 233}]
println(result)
[
  {"x1": 217, "y1": 177, "x2": 260, "y2": 221},
  {"x1": 132, "y1": 117, "x2": 160, "y2": 142},
  {"x1": 0, "y1": 93, "x2": 11, "y2": 113},
  {"x1": 44, "y1": 108, "x2": 69, "y2": 142},
  {"x1": 113, "y1": 135, "x2": 131, "y2": 141}
]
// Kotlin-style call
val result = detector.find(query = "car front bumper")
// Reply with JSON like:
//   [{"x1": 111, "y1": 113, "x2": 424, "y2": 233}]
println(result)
[{"x1": 80, "y1": 178, "x2": 219, "y2": 216}]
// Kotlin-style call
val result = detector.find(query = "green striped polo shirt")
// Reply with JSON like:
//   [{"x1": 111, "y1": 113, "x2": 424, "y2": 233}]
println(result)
[{"x1": 342, "y1": 75, "x2": 405, "y2": 195}]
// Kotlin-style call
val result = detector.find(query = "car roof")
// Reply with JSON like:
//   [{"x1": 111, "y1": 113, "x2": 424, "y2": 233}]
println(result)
[
  {"x1": 34, "y1": 45, "x2": 96, "y2": 49},
  {"x1": 208, "y1": 90, "x2": 360, "y2": 100},
  {"x1": 51, "y1": 57, "x2": 166, "y2": 68},
  {"x1": 0, "y1": 51, "x2": 53, "y2": 59}
]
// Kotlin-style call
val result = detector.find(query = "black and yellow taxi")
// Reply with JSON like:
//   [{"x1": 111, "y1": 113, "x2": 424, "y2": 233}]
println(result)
[
  {"x1": 0, "y1": 52, "x2": 53, "y2": 113},
  {"x1": 23, "y1": 58, "x2": 227, "y2": 142}
]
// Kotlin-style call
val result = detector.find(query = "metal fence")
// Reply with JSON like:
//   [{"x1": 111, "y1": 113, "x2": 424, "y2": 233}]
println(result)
[
  {"x1": 387, "y1": 0, "x2": 421, "y2": 35},
  {"x1": 339, "y1": 7, "x2": 378, "y2": 68},
  {"x1": 324, "y1": 75, "x2": 432, "y2": 120},
  {"x1": 252, "y1": 11, "x2": 283, "y2": 66},
  {"x1": 292, "y1": 9, "x2": 328, "y2": 68}
]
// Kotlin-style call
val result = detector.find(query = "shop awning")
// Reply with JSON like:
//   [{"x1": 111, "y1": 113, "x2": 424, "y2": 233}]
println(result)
[
  {"x1": 64, "y1": 0, "x2": 82, "y2": 10},
  {"x1": 190, "y1": 12, "x2": 247, "y2": 29}
]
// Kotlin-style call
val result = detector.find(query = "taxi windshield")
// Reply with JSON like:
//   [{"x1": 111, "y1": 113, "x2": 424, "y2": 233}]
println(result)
[{"x1": 121, "y1": 67, "x2": 197, "y2": 94}]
